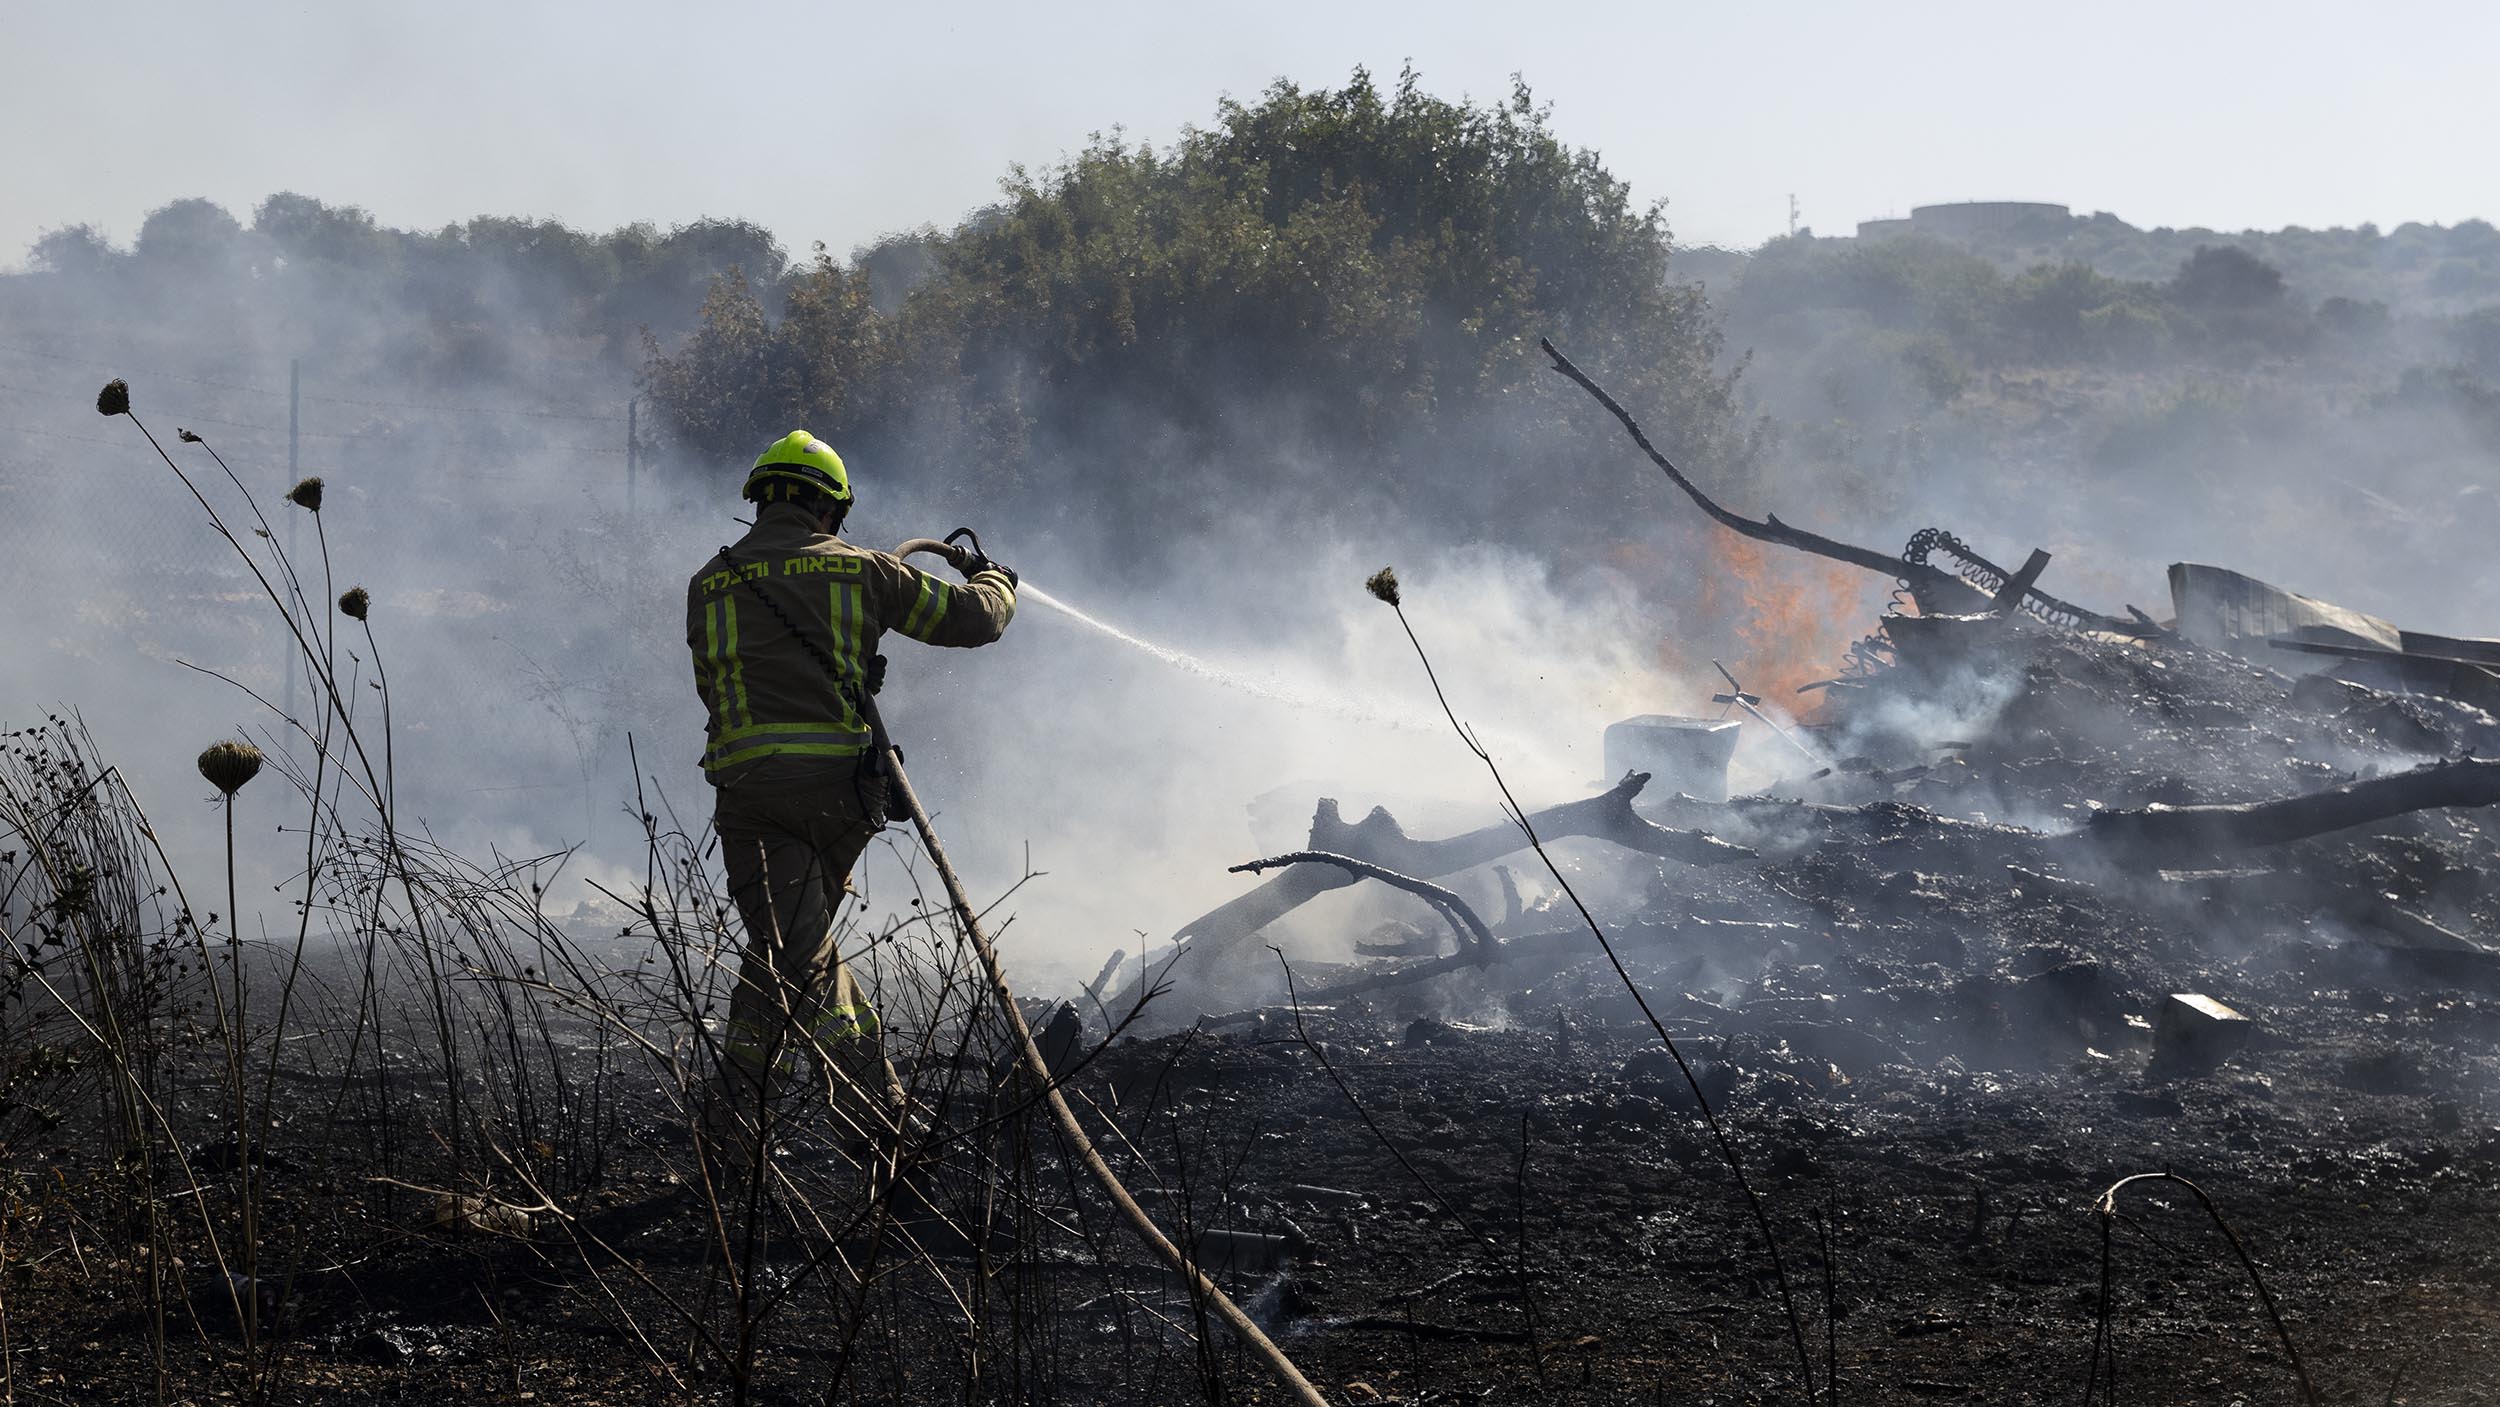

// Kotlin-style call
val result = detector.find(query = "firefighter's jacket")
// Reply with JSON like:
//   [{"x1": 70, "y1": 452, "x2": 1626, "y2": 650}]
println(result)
[{"x1": 687, "y1": 503, "x2": 1016, "y2": 777}]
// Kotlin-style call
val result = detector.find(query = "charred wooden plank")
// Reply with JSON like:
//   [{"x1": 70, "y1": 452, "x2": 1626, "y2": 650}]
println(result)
[{"x1": 1990, "y1": 549, "x2": 2053, "y2": 618}]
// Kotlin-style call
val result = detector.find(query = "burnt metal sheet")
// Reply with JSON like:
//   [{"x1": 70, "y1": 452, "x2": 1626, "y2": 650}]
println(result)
[{"x1": 2168, "y1": 562, "x2": 2402, "y2": 657}]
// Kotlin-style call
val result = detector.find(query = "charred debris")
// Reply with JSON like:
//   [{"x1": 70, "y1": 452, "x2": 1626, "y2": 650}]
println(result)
[
  {"x1": 1030, "y1": 342, "x2": 2500, "y2": 1397},
  {"x1": 1118, "y1": 340, "x2": 2500, "y2": 1085}
]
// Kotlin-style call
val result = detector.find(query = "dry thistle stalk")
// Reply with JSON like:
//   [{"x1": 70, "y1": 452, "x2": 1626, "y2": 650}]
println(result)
[
  {"x1": 1365, "y1": 567, "x2": 1401, "y2": 607},
  {"x1": 96, "y1": 379, "x2": 130, "y2": 416},
  {"x1": 338, "y1": 585, "x2": 370, "y2": 620},
  {"x1": 285, "y1": 477, "x2": 324, "y2": 511},
  {"x1": 197, "y1": 740, "x2": 264, "y2": 795}
]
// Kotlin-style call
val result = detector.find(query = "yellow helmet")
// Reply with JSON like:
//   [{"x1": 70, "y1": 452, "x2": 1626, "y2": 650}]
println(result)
[{"x1": 743, "y1": 430, "x2": 852, "y2": 506}]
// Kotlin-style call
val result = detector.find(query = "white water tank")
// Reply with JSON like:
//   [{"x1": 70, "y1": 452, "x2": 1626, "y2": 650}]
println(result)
[{"x1": 1603, "y1": 716, "x2": 1744, "y2": 803}]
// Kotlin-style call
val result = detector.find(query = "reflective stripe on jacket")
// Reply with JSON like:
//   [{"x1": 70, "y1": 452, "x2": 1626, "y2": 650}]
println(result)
[{"x1": 687, "y1": 503, "x2": 1016, "y2": 775}]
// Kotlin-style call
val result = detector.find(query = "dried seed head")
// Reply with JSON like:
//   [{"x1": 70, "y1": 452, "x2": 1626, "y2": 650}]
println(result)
[
  {"x1": 178, "y1": 428, "x2": 202, "y2": 443},
  {"x1": 196, "y1": 740, "x2": 263, "y2": 795},
  {"x1": 338, "y1": 585, "x2": 370, "y2": 621},
  {"x1": 286, "y1": 477, "x2": 324, "y2": 511},
  {"x1": 96, "y1": 379, "x2": 130, "y2": 416},
  {"x1": 1364, "y1": 567, "x2": 1401, "y2": 607},
  {"x1": 52, "y1": 863, "x2": 96, "y2": 919}
]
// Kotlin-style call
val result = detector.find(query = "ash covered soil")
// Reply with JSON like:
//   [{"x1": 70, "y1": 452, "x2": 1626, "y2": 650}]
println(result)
[
  {"x1": 11, "y1": 617, "x2": 2500, "y2": 1404},
  {"x1": 1050, "y1": 615, "x2": 2500, "y2": 1403},
  {"x1": 1082, "y1": 973, "x2": 2500, "y2": 1404}
]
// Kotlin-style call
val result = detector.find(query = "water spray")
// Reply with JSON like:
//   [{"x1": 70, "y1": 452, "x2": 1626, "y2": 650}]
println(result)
[{"x1": 898, "y1": 533, "x2": 1428, "y2": 732}]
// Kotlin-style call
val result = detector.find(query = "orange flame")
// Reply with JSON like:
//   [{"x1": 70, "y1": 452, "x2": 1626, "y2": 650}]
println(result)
[{"x1": 1690, "y1": 529, "x2": 1879, "y2": 716}]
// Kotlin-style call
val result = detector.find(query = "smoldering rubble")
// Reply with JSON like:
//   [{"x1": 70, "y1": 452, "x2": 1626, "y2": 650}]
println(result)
[{"x1": 1036, "y1": 358, "x2": 2500, "y2": 1402}]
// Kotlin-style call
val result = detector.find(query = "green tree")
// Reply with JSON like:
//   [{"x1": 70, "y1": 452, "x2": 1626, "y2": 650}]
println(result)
[
  {"x1": 27, "y1": 224, "x2": 117, "y2": 277},
  {"x1": 2168, "y1": 244, "x2": 2285, "y2": 310},
  {"x1": 2451, "y1": 305, "x2": 2500, "y2": 377},
  {"x1": 254, "y1": 193, "x2": 397, "y2": 268},
  {"x1": 2003, "y1": 262, "x2": 2141, "y2": 359},
  {"x1": 134, "y1": 198, "x2": 247, "y2": 270},
  {"x1": 642, "y1": 68, "x2": 1752, "y2": 549},
  {"x1": 2165, "y1": 245, "x2": 2306, "y2": 357},
  {"x1": 1731, "y1": 234, "x2": 2007, "y2": 348},
  {"x1": 602, "y1": 218, "x2": 788, "y2": 340}
]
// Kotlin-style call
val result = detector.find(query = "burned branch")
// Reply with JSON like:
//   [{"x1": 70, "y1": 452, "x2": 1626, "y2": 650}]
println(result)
[
  {"x1": 1230, "y1": 850, "x2": 1498, "y2": 963},
  {"x1": 1127, "y1": 770, "x2": 1750, "y2": 1004},
  {"x1": 1540, "y1": 336, "x2": 2146, "y2": 634},
  {"x1": 1198, "y1": 916, "x2": 1742, "y2": 1022},
  {"x1": 2083, "y1": 757, "x2": 2500, "y2": 858}
]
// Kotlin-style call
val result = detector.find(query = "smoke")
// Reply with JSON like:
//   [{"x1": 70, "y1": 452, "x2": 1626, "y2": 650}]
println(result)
[
  {"x1": 0, "y1": 222, "x2": 662, "y2": 917},
  {"x1": 858, "y1": 529, "x2": 1718, "y2": 988},
  {"x1": 1718, "y1": 229, "x2": 2500, "y2": 645},
  {"x1": 16, "y1": 195, "x2": 2497, "y2": 1009},
  {"x1": 2, "y1": 202, "x2": 1776, "y2": 1000}
]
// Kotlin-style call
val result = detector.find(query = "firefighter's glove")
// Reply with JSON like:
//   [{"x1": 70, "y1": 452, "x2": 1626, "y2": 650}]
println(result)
[
  {"x1": 957, "y1": 552, "x2": 1017, "y2": 590},
  {"x1": 864, "y1": 653, "x2": 888, "y2": 696}
]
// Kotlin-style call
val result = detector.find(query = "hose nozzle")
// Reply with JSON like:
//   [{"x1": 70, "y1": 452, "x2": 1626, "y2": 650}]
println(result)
[{"x1": 893, "y1": 527, "x2": 983, "y2": 573}]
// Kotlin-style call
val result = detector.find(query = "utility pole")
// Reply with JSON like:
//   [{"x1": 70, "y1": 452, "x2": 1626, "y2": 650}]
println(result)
[
  {"x1": 1788, "y1": 194, "x2": 1800, "y2": 239},
  {"x1": 284, "y1": 357, "x2": 300, "y2": 725},
  {"x1": 626, "y1": 396, "x2": 638, "y2": 512}
]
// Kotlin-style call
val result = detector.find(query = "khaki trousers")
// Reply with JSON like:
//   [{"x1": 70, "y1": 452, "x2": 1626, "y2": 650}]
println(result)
[{"x1": 710, "y1": 757, "x2": 905, "y2": 1148}]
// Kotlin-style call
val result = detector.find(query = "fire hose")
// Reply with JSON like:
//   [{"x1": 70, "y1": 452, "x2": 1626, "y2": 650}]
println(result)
[{"x1": 882, "y1": 535, "x2": 1333, "y2": 1407}]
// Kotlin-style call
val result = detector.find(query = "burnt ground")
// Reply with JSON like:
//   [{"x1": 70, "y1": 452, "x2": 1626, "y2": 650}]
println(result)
[
  {"x1": 1077, "y1": 979, "x2": 2500, "y2": 1405},
  {"x1": 7, "y1": 614, "x2": 2500, "y2": 1403},
  {"x1": 12, "y1": 963, "x2": 2499, "y2": 1406}
]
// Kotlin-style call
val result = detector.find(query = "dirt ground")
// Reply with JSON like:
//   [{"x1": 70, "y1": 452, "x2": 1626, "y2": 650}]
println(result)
[{"x1": 8, "y1": 938, "x2": 2500, "y2": 1406}]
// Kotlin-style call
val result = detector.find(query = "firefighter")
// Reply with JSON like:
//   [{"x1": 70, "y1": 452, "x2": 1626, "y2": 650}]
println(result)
[{"x1": 687, "y1": 429, "x2": 1016, "y2": 1165}]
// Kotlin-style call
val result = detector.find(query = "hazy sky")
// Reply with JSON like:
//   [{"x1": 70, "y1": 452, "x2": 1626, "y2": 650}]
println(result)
[{"x1": 5, "y1": 0, "x2": 2493, "y2": 269}]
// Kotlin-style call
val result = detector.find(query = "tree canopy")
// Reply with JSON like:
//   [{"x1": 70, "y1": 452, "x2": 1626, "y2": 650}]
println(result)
[
  {"x1": 639, "y1": 69, "x2": 1754, "y2": 552},
  {"x1": 15, "y1": 194, "x2": 789, "y2": 370}
]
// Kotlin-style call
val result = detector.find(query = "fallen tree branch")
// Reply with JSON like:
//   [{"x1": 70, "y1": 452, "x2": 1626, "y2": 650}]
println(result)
[
  {"x1": 1540, "y1": 338, "x2": 1933, "y2": 583},
  {"x1": 1298, "y1": 769, "x2": 1753, "y2": 875},
  {"x1": 1197, "y1": 916, "x2": 1802, "y2": 1026},
  {"x1": 1199, "y1": 924, "x2": 1663, "y2": 1022},
  {"x1": 1120, "y1": 771, "x2": 1748, "y2": 1008},
  {"x1": 2083, "y1": 757, "x2": 2500, "y2": 857},
  {"x1": 1540, "y1": 337, "x2": 2139, "y2": 633},
  {"x1": 1230, "y1": 850, "x2": 1496, "y2": 963}
]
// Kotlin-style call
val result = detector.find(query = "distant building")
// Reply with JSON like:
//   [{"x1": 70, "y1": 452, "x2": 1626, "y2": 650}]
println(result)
[
  {"x1": 1905, "y1": 201, "x2": 2071, "y2": 240},
  {"x1": 1845, "y1": 202, "x2": 2073, "y2": 243}
]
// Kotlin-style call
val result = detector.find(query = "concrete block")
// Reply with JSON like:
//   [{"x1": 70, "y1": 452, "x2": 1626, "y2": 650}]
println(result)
[{"x1": 2152, "y1": 993, "x2": 2253, "y2": 1074}]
